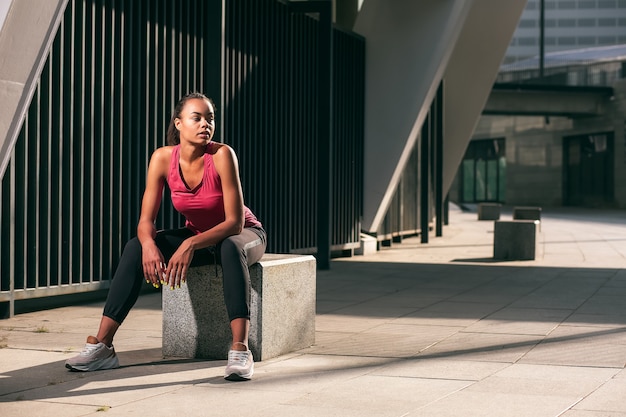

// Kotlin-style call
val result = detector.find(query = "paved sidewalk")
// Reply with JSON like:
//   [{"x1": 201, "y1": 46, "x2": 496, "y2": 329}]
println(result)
[{"x1": 1, "y1": 205, "x2": 626, "y2": 416}]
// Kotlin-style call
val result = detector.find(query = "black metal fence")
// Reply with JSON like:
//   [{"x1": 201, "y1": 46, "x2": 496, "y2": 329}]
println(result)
[
  {"x1": 223, "y1": 0, "x2": 364, "y2": 255},
  {"x1": 0, "y1": 0, "x2": 365, "y2": 317},
  {"x1": 377, "y1": 82, "x2": 444, "y2": 244}
]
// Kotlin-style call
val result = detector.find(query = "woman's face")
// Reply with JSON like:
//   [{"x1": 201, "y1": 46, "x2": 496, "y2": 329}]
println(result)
[{"x1": 175, "y1": 98, "x2": 215, "y2": 145}]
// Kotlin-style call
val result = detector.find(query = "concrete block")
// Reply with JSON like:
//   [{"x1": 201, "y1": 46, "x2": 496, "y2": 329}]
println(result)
[
  {"x1": 513, "y1": 206, "x2": 542, "y2": 221},
  {"x1": 162, "y1": 254, "x2": 316, "y2": 361},
  {"x1": 493, "y1": 220, "x2": 540, "y2": 261},
  {"x1": 354, "y1": 233, "x2": 377, "y2": 256},
  {"x1": 477, "y1": 203, "x2": 501, "y2": 220}
]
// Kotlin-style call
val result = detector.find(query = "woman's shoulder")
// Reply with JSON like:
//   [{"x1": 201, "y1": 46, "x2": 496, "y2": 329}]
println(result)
[
  {"x1": 149, "y1": 146, "x2": 176, "y2": 174},
  {"x1": 208, "y1": 142, "x2": 236, "y2": 159},
  {"x1": 152, "y1": 145, "x2": 176, "y2": 161}
]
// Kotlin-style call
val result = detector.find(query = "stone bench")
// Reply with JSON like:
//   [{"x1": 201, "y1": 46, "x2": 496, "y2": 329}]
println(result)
[
  {"x1": 493, "y1": 220, "x2": 541, "y2": 260},
  {"x1": 477, "y1": 203, "x2": 501, "y2": 220},
  {"x1": 513, "y1": 206, "x2": 541, "y2": 221},
  {"x1": 162, "y1": 254, "x2": 316, "y2": 361}
]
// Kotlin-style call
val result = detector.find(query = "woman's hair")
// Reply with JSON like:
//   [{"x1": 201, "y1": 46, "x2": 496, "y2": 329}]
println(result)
[{"x1": 166, "y1": 92, "x2": 216, "y2": 145}]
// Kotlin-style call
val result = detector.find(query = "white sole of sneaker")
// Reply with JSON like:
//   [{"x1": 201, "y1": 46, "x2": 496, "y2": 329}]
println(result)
[{"x1": 65, "y1": 358, "x2": 119, "y2": 372}]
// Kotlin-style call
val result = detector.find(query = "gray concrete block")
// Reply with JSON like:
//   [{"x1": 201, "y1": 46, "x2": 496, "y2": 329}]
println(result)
[
  {"x1": 354, "y1": 233, "x2": 377, "y2": 256},
  {"x1": 478, "y1": 203, "x2": 501, "y2": 220},
  {"x1": 493, "y1": 220, "x2": 540, "y2": 260},
  {"x1": 162, "y1": 254, "x2": 316, "y2": 361},
  {"x1": 513, "y1": 206, "x2": 542, "y2": 221}
]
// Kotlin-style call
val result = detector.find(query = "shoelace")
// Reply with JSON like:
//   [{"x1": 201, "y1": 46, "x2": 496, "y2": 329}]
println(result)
[
  {"x1": 80, "y1": 343, "x2": 100, "y2": 356},
  {"x1": 228, "y1": 350, "x2": 249, "y2": 366}
]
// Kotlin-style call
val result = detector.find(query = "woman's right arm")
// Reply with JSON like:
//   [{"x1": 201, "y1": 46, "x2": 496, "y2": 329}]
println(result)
[{"x1": 137, "y1": 147, "x2": 170, "y2": 286}]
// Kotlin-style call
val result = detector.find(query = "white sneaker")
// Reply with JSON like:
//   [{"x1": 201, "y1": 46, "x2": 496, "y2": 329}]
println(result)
[
  {"x1": 224, "y1": 349, "x2": 254, "y2": 381},
  {"x1": 65, "y1": 336, "x2": 119, "y2": 371}
]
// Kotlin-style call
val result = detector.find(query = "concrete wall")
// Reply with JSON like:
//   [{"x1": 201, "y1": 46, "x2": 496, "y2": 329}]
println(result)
[
  {"x1": 442, "y1": 0, "x2": 527, "y2": 196},
  {"x1": 0, "y1": 0, "x2": 11, "y2": 32},
  {"x1": 0, "y1": 0, "x2": 67, "y2": 177},
  {"x1": 354, "y1": 0, "x2": 526, "y2": 233}
]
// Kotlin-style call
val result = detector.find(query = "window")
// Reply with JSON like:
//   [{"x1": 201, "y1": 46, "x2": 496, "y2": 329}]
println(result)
[
  {"x1": 577, "y1": 18, "x2": 596, "y2": 26},
  {"x1": 598, "y1": 0, "x2": 617, "y2": 7},
  {"x1": 578, "y1": 0, "x2": 597, "y2": 8},
  {"x1": 545, "y1": 18, "x2": 557, "y2": 27},
  {"x1": 558, "y1": 36, "x2": 577, "y2": 45},
  {"x1": 598, "y1": 35, "x2": 617, "y2": 43},
  {"x1": 519, "y1": 37, "x2": 538, "y2": 46},
  {"x1": 578, "y1": 36, "x2": 596, "y2": 45},
  {"x1": 598, "y1": 17, "x2": 617, "y2": 26},
  {"x1": 558, "y1": 0, "x2": 576, "y2": 7},
  {"x1": 519, "y1": 19, "x2": 537, "y2": 28},
  {"x1": 558, "y1": 18, "x2": 577, "y2": 27}
]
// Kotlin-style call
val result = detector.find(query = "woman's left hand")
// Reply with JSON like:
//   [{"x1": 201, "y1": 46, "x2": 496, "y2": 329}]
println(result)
[{"x1": 164, "y1": 239, "x2": 195, "y2": 289}]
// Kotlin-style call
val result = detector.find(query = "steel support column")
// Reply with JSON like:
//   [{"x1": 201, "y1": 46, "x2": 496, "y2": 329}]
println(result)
[
  {"x1": 435, "y1": 81, "x2": 444, "y2": 237},
  {"x1": 420, "y1": 111, "x2": 430, "y2": 244}
]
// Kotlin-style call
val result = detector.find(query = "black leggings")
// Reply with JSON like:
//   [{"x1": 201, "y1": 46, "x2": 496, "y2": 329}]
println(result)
[{"x1": 103, "y1": 226, "x2": 267, "y2": 324}]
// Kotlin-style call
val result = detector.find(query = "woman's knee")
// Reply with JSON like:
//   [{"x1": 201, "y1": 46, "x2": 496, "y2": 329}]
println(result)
[
  {"x1": 121, "y1": 237, "x2": 142, "y2": 258},
  {"x1": 219, "y1": 236, "x2": 246, "y2": 262}
]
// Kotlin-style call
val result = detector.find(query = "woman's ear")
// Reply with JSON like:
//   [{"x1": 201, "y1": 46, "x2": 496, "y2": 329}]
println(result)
[{"x1": 174, "y1": 117, "x2": 181, "y2": 130}]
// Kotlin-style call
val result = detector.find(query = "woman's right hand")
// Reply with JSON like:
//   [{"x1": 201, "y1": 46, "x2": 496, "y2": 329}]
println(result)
[{"x1": 141, "y1": 241, "x2": 166, "y2": 288}]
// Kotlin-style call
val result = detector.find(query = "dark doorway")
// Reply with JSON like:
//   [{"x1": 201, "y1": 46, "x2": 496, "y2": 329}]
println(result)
[
  {"x1": 459, "y1": 138, "x2": 506, "y2": 204},
  {"x1": 563, "y1": 132, "x2": 614, "y2": 207}
]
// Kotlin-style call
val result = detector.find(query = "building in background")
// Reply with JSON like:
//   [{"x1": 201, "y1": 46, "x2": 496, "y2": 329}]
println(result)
[
  {"x1": 506, "y1": 0, "x2": 626, "y2": 65},
  {"x1": 452, "y1": 0, "x2": 626, "y2": 210}
]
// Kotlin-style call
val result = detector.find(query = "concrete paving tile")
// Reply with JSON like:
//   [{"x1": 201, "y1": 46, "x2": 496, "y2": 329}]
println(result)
[
  {"x1": 282, "y1": 374, "x2": 471, "y2": 415},
  {"x1": 405, "y1": 390, "x2": 580, "y2": 417},
  {"x1": 574, "y1": 377, "x2": 626, "y2": 413},
  {"x1": 520, "y1": 326, "x2": 626, "y2": 367},
  {"x1": 464, "y1": 307, "x2": 572, "y2": 336},
  {"x1": 466, "y1": 374, "x2": 604, "y2": 398},
  {"x1": 510, "y1": 294, "x2": 596, "y2": 310},
  {"x1": 418, "y1": 332, "x2": 542, "y2": 362},
  {"x1": 307, "y1": 330, "x2": 352, "y2": 347},
  {"x1": 314, "y1": 314, "x2": 391, "y2": 333},
  {"x1": 306, "y1": 325, "x2": 461, "y2": 358},
  {"x1": 561, "y1": 411, "x2": 626, "y2": 417},
  {"x1": 316, "y1": 299, "x2": 350, "y2": 314},
  {"x1": 250, "y1": 355, "x2": 391, "y2": 393},
  {"x1": 10, "y1": 362, "x2": 220, "y2": 408},
  {"x1": 578, "y1": 295, "x2": 626, "y2": 315},
  {"x1": 250, "y1": 403, "x2": 373, "y2": 417},
  {"x1": 0, "y1": 400, "x2": 97, "y2": 416},
  {"x1": 83, "y1": 385, "x2": 305, "y2": 417},
  {"x1": 358, "y1": 294, "x2": 444, "y2": 310},
  {"x1": 610, "y1": 368, "x2": 626, "y2": 379},
  {"x1": 330, "y1": 303, "x2": 419, "y2": 320},
  {"x1": 257, "y1": 353, "x2": 389, "y2": 373},
  {"x1": 0, "y1": 349, "x2": 79, "y2": 396},
  {"x1": 493, "y1": 363, "x2": 619, "y2": 382},
  {"x1": 564, "y1": 313, "x2": 626, "y2": 328},
  {"x1": 393, "y1": 301, "x2": 504, "y2": 327},
  {"x1": 1, "y1": 330, "x2": 79, "y2": 351},
  {"x1": 372, "y1": 358, "x2": 510, "y2": 381}
]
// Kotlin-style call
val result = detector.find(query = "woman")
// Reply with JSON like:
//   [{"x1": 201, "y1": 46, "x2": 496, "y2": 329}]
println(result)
[{"x1": 65, "y1": 93, "x2": 267, "y2": 381}]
